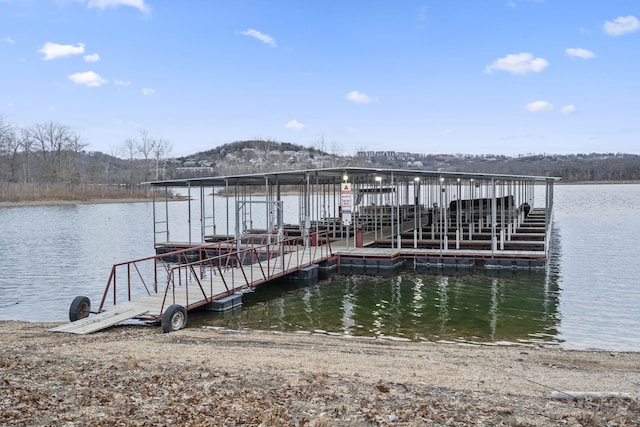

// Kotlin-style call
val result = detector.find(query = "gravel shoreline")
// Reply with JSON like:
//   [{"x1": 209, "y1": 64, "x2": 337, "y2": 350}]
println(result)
[{"x1": 1, "y1": 321, "x2": 638, "y2": 426}]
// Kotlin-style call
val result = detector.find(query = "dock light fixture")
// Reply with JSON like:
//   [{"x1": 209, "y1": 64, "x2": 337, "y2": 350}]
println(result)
[
  {"x1": 414, "y1": 177, "x2": 420, "y2": 182},
  {"x1": 375, "y1": 176, "x2": 382, "y2": 183},
  {"x1": 343, "y1": 174, "x2": 349, "y2": 182}
]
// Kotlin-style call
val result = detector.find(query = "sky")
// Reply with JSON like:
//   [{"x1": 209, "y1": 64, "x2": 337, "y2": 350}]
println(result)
[{"x1": 1, "y1": 0, "x2": 639, "y2": 157}]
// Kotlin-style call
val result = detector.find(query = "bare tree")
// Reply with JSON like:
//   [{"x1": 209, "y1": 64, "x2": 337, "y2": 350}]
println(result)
[
  {"x1": 329, "y1": 140, "x2": 350, "y2": 167},
  {"x1": 255, "y1": 139, "x2": 276, "y2": 172},
  {"x1": 0, "y1": 116, "x2": 16, "y2": 182},
  {"x1": 0, "y1": 116, "x2": 11, "y2": 149},
  {"x1": 60, "y1": 132, "x2": 87, "y2": 185},
  {"x1": 313, "y1": 135, "x2": 328, "y2": 154},
  {"x1": 18, "y1": 128, "x2": 32, "y2": 183},
  {"x1": 122, "y1": 138, "x2": 138, "y2": 192},
  {"x1": 153, "y1": 138, "x2": 172, "y2": 180},
  {"x1": 27, "y1": 121, "x2": 85, "y2": 183},
  {"x1": 136, "y1": 129, "x2": 157, "y2": 182}
]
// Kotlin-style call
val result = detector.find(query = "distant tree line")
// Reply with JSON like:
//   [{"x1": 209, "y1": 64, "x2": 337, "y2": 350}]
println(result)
[
  {"x1": 441, "y1": 153, "x2": 640, "y2": 182},
  {"x1": 0, "y1": 116, "x2": 172, "y2": 201},
  {"x1": 2, "y1": 112, "x2": 639, "y2": 203}
]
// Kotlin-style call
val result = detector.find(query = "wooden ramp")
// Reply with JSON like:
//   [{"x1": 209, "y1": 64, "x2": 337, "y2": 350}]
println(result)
[{"x1": 50, "y1": 301, "x2": 151, "y2": 334}]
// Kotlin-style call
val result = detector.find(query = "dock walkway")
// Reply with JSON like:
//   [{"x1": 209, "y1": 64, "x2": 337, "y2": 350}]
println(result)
[{"x1": 51, "y1": 234, "x2": 333, "y2": 334}]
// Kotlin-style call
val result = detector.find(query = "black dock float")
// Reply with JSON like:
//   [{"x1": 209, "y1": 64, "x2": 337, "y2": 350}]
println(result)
[
  {"x1": 288, "y1": 264, "x2": 319, "y2": 283},
  {"x1": 201, "y1": 293, "x2": 243, "y2": 312}
]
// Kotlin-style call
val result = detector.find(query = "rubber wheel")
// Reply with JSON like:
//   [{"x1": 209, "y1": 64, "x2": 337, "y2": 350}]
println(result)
[
  {"x1": 69, "y1": 296, "x2": 91, "y2": 322},
  {"x1": 161, "y1": 304, "x2": 188, "y2": 333}
]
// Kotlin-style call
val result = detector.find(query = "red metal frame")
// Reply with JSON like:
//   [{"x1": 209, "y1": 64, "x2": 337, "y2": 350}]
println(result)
[{"x1": 97, "y1": 231, "x2": 333, "y2": 320}]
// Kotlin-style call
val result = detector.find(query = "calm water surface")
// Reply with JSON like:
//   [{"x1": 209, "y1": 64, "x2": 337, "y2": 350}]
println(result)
[{"x1": 1, "y1": 184, "x2": 639, "y2": 351}]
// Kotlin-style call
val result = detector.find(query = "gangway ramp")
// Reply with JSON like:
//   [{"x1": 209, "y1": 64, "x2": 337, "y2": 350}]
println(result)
[
  {"x1": 51, "y1": 233, "x2": 334, "y2": 335},
  {"x1": 50, "y1": 301, "x2": 151, "y2": 334}
]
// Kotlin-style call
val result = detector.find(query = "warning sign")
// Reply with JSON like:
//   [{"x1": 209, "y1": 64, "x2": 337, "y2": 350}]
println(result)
[
  {"x1": 341, "y1": 183, "x2": 352, "y2": 210},
  {"x1": 341, "y1": 183, "x2": 352, "y2": 225}
]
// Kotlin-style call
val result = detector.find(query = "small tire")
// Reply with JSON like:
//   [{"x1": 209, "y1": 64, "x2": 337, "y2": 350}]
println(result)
[
  {"x1": 69, "y1": 296, "x2": 91, "y2": 322},
  {"x1": 161, "y1": 304, "x2": 187, "y2": 333}
]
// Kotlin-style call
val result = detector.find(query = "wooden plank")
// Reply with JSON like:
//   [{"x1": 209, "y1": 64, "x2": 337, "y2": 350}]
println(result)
[{"x1": 49, "y1": 302, "x2": 150, "y2": 335}]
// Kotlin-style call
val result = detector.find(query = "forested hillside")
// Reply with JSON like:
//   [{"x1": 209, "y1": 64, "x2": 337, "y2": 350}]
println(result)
[{"x1": 1, "y1": 115, "x2": 639, "y2": 202}]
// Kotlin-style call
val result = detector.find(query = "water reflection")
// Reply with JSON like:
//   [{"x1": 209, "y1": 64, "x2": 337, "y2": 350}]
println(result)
[
  {"x1": 340, "y1": 280, "x2": 356, "y2": 334},
  {"x1": 191, "y1": 265, "x2": 562, "y2": 346},
  {"x1": 436, "y1": 277, "x2": 450, "y2": 337}
]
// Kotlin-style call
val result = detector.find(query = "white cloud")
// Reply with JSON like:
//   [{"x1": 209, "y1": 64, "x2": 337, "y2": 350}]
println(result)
[
  {"x1": 346, "y1": 91, "x2": 373, "y2": 104},
  {"x1": 603, "y1": 15, "x2": 640, "y2": 36},
  {"x1": 524, "y1": 101, "x2": 553, "y2": 112},
  {"x1": 285, "y1": 119, "x2": 305, "y2": 130},
  {"x1": 83, "y1": 53, "x2": 100, "y2": 62},
  {"x1": 39, "y1": 42, "x2": 85, "y2": 60},
  {"x1": 68, "y1": 71, "x2": 107, "y2": 87},
  {"x1": 565, "y1": 48, "x2": 596, "y2": 59},
  {"x1": 142, "y1": 88, "x2": 155, "y2": 95},
  {"x1": 240, "y1": 29, "x2": 277, "y2": 47},
  {"x1": 114, "y1": 79, "x2": 131, "y2": 86},
  {"x1": 484, "y1": 52, "x2": 549, "y2": 74},
  {"x1": 87, "y1": 0, "x2": 150, "y2": 13},
  {"x1": 561, "y1": 104, "x2": 576, "y2": 114},
  {"x1": 2, "y1": 36, "x2": 15, "y2": 44}
]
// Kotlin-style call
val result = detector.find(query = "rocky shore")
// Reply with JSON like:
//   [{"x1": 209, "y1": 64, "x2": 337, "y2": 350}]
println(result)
[{"x1": 1, "y1": 321, "x2": 638, "y2": 426}]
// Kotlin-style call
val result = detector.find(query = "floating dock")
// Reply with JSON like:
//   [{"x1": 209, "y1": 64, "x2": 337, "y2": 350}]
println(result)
[
  {"x1": 150, "y1": 167, "x2": 557, "y2": 269},
  {"x1": 52, "y1": 167, "x2": 558, "y2": 334}
]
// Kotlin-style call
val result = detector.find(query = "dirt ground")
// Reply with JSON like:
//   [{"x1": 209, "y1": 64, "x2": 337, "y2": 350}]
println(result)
[{"x1": 1, "y1": 321, "x2": 638, "y2": 426}]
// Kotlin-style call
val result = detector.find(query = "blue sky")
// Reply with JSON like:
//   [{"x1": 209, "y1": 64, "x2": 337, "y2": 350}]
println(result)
[{"x1": 1, "y1": 0, "x2": 638, "y2": 157}]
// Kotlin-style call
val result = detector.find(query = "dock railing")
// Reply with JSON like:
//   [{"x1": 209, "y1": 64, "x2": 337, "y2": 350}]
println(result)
[{"x1": 98, "y1": 231, "x2": 333, "y2": 317}]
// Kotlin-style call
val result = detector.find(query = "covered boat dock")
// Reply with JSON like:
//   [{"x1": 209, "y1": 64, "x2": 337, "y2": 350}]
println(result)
[
  {"x1": 150, "y1": 167, "x2": 558, "y2": 271},
  {"x1": 51, "y1": 167, "x2": 558, "y2": 334}
]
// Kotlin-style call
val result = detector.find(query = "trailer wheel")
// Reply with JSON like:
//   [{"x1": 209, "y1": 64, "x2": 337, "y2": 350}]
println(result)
[
  {"x1": 69, "y1": 296, "x2": 91, "y2": 322},
  {"x1": 161, "y1": 304, "x2": 187, "y2": 333}
]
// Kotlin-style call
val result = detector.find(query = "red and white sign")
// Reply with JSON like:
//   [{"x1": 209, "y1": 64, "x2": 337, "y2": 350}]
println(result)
[
  {"x1": 341, "y1": 183, "x2": 352, "y2": 209},
  {"x1": 341, "y1": 183, "x2": 352, "y2": 225}
]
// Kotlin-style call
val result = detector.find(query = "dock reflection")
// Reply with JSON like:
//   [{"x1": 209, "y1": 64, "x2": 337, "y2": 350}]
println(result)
[{"x1": 191, "y1": 263, "x2": 562, "y2": 346}]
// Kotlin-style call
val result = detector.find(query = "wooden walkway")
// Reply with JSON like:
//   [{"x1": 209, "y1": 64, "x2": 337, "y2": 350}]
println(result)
[{"x1": 51, "y1": 241, "x2": 332, "y2": 334}]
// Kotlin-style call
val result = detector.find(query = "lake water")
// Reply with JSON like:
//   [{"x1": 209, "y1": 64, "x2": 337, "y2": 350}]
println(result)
[{"x1": 1, "y1": 184, "x2": 639, "y2": 351}]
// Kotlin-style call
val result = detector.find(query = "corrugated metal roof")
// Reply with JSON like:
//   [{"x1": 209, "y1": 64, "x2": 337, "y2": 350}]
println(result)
[{"x1": 147, "y1": 167, "x2": 559, "y2": 188}]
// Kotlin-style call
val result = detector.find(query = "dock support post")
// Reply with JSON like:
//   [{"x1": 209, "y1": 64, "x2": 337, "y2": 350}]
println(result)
[
  {"x1": 187, "y1": 182, "x2": 192, "y2": 245},
  {"x1": 491, "y1": 178, "x2": 497, "y2": 253}
]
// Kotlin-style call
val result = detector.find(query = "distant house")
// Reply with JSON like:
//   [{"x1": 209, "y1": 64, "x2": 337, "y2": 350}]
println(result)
[{"x1": 175, "y1": 166, "x2": 214, "y2": 176}]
